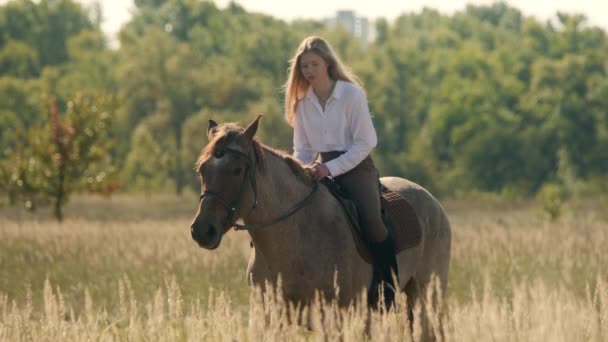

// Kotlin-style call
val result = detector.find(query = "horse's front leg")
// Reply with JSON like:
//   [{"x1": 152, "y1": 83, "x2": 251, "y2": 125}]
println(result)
[{"x1": 246, "y1": 246, "x2": 272, "y2": 287}]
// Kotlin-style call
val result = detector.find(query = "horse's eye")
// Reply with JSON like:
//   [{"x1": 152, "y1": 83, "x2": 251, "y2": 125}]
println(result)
[
  {"x1": 233, "y1": 167, "x2": 242, "y2": 176},
  {"x1": 214, "y1": 150, "x2": 224, "y2": 158}
]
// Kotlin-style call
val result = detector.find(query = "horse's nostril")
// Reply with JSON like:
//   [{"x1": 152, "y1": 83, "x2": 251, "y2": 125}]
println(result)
[
  {"x1": 207, "y1": 224, "x2": 217, "y2": 238},
  {"x1": 191, "y1": 226, "x2": 198, "y2": 241}
]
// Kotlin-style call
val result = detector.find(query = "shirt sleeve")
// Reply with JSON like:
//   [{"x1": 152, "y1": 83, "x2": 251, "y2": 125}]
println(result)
[
  {"x1": 293, "y1": 107, "x2": 317, "y2": 165},
  {"x1": 325, "y1": 89, "x2": 377, "y2": 177}
]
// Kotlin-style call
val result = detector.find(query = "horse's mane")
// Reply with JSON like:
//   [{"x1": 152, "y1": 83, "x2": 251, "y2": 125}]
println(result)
[
  {"x1": 195, "y1": 123, "x2": 313, "y2": 184},
  {"x1": 261, "y1": 143, "x2": 314, "y2": 184}
]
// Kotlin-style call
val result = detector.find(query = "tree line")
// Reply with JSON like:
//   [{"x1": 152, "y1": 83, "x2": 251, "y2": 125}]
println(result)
[{"x1": 1, "y1": 0, "x2": 607, "y2": 218}]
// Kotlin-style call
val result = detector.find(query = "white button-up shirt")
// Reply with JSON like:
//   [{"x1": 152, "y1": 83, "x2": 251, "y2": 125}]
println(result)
[{"x1": 293, "y1": 80, "x2": 377, "y2": 177}]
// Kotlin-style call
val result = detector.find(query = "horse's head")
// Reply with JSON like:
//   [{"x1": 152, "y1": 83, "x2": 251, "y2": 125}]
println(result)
[{"x1": 190, "y1": 116, "x2": 262, "y2": 249}]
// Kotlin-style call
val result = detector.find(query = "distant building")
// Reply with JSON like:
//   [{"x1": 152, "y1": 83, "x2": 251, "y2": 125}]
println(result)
[{"x1": 325, "y1": 10, "x2": 370, "y2": 43}]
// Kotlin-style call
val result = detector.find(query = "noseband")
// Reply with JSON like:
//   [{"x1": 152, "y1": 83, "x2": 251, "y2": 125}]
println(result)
[{"x1": 199, "y1": 146, "x2": 318, "y2": 231}]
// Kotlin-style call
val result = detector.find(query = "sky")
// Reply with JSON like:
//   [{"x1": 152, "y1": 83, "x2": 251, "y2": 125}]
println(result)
[{"x1": 73, "y1": 0, "x2": 608, "y2": 40}]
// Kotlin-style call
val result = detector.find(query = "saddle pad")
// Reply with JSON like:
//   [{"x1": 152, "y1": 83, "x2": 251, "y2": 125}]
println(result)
[{"x1": 381, "y1": 187, "x2": 423, "y2": 253}]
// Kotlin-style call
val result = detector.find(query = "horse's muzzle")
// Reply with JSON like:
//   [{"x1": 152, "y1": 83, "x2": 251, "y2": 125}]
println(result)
[{"x1": 190, "y1": 221, "x2": 222, "y2": 250}]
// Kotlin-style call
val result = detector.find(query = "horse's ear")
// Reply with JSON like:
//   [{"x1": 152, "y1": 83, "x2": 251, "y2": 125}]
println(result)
[
  {"x1": 207, "y1": 119, "x2": 218, "y2": 141},
  {"x1": 240, "y1": 115, "x2": 262, "y2": 142}
]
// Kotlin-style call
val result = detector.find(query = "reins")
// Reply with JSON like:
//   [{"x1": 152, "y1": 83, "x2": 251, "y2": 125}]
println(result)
[
  {"x1": 199, "y1": 146, "x2": 318, "y2": 231},
  {"x1": 233, "y1": 181, "x2": 318, "y2": 230}
]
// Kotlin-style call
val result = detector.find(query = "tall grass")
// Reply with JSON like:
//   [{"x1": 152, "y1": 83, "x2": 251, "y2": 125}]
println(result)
[{"x1": 0, "y1": 194, "x2": 606, "y2": 341}]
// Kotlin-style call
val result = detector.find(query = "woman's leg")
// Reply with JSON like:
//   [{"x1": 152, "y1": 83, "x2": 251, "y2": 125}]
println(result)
[
  {"x1": 335, "y1": 157, "x2": 398, "y2": 308},
  {"x1": 335, "y1": 157, "x2": 387, "y2": 243}
]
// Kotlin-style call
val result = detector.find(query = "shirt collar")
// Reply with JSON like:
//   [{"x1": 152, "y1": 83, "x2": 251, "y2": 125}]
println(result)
[{"x1": 305, "y1": 80, "x2": 345, "y2": 101}]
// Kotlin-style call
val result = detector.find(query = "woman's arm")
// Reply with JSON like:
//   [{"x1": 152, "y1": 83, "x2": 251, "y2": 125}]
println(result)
[
  {"x1": 293, "y1": 109, "x2": 316, "y2": 165},
  {"x1": 325, "y1": 89, "x2": 377, "y2": 177}
]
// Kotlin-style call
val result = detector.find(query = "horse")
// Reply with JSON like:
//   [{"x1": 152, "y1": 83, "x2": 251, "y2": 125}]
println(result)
[{"x1": 190, "y1": 116, "x2": 451, "y2": 335}]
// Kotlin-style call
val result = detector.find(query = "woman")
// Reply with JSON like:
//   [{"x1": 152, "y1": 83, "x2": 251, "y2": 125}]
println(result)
[{"x1": 284, "y1": 35, "x2": 397, "y2": 306}]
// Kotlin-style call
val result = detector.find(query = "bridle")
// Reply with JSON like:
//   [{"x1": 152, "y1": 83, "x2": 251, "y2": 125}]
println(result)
[{"x1": 199, "y1": 146, "x2": 318, "y2": 231}]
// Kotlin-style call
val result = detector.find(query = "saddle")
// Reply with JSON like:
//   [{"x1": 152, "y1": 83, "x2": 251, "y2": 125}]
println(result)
[{"x1": 322, "y1": 179, "x2": 422, "y2": 264}]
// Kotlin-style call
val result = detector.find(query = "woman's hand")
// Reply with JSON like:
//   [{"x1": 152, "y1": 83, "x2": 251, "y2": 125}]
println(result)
[{"x1": 311, "y1": 163, "x2": 331, "y2": 180}]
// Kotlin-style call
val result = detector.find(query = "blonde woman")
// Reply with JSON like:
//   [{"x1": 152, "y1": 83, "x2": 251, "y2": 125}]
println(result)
[{"x1": 284, "y1": 35, "x2": 397, "y2": 306}]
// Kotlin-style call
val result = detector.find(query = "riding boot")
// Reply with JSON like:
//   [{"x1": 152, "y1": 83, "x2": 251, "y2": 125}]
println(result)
[{"x1": 369, "y1": 235, "x2": 399, "y2": 309}]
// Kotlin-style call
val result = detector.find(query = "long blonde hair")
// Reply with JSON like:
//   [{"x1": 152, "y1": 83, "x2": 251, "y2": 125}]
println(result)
[{"x1": 283, "y1": 36, "x2": 362, "y2": 126}]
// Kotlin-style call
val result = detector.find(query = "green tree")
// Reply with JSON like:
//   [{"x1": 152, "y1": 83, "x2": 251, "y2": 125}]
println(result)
[
  {"x1": 0, "y1": 77, "x2": 44, "y2": 151},
  {"x1": 117, "y1": 27, "x2": 203, "y2": 194},
  {"x1": 60, "y1": 29, "x2": 117, "y2": 95},
  {"x1": 121, "y1": 120, "x2": 172, "y2": 196},
  {"x1": 0, "y1": 0, "x2": 95, "y2": 69},
  {"x1": 1, "y1": 95, "x2": 115, "y2": 221},
  {"x1": 0, "y1": 40, "x2": 39, "y2": 77}
]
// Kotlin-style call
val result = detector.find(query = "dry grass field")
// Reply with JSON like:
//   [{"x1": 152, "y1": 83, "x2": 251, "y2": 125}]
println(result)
[{"x1": 0, "y1": 194, "x2": 607, "y2": 341}]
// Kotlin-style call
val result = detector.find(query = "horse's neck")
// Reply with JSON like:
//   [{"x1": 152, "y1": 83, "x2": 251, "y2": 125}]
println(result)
[
  {"x1": 244, "y1": 149, "x2": 321, "y2": 259},
  {"x1": 245, "y1": 149, "x2": 311, "y2": 225},
  {"x1": 243, "y1": 149, "x2": 368, "y2": 288}
]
